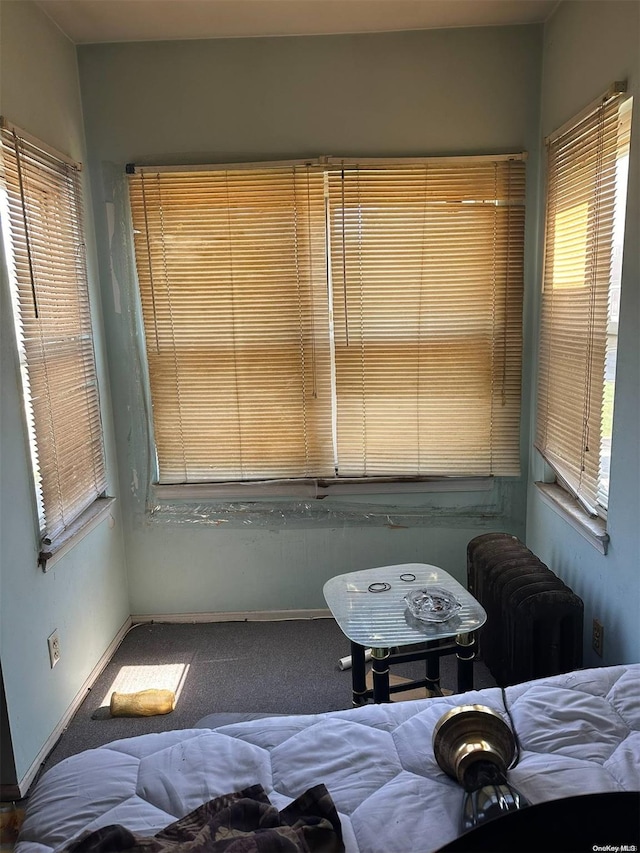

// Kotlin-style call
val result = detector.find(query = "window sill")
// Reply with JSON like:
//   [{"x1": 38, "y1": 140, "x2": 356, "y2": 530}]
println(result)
[
  {"x1": 154, "y1": 476, "x2": 495, "y2": 501},
  {"x1": 535, "y1": 482, "x2": 609, "y2": 555},
  {"x1": 39, "y1": 497, "x2": 116, "y2": 572},
  {"x1": 147, "y1": 477, "x2": 514, "y2": 529}
]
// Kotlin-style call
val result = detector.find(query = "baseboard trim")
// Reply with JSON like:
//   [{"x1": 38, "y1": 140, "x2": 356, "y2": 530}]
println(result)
[
  {"x1": 12, "y1": 616, "x2": 132, "y2": 799},
  {"x1": 131, "y1": 609, "x2": 332, "y2": 624}
]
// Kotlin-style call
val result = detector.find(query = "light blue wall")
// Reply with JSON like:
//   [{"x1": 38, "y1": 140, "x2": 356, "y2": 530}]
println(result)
[
  {"x1": 77, "y1": 25, "x2": 543, "y2": 615},
  {"x1": 526, "y1": 0, "x2": 640, "y2": 666},
  {"x1": 0, "y1": 1, "x2": 129, "y2": 785}
]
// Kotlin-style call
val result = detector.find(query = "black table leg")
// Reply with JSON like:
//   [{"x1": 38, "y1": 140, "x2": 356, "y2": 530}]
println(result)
[
  {"x1": 371, "y1": 647, "x2": 391, "y2": 703},
  {"x1": 350, "y1": 641, "x2": 368, "y2": 706},
  {"x1": 456, "y1": 632, "x2": 476, "y2": 694},
  {"x1": 426, "y1": 646, "x2": 442, "y2": 696}
]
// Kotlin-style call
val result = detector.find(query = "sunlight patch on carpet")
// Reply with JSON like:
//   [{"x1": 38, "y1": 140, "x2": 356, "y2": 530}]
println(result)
[{"x1": 98, "y1": 663, "x2": 190, "y2": 709}]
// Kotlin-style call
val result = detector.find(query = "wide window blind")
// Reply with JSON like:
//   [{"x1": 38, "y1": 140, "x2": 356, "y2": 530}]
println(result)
[
  {"x1": 329, "y1": 160, "x2": 525, "y2": 477},
  {"x1": 536, "y1": 89, "x2": 631, "y2": 513},
  {"x1": 129, "y1": 166, "x2": 333, "y2": 483},
  {"x1": 0, "y1": 121, "x2": 106, "y2": 541},
  {"x1": 129, "y1": 155, "x2": 525, "y2": 485}
]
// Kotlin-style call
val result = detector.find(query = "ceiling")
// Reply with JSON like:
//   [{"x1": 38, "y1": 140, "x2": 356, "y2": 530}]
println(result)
[{"x1": 35, "y1": 0, "x2": 559, "y2": 45}]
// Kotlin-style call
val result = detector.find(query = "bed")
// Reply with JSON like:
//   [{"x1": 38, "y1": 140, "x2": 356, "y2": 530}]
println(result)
[{"x1": 17, "y1": 663, "x2": 640, "y2": 852}]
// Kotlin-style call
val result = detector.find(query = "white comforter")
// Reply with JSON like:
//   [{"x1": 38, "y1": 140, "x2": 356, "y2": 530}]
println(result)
[{"x1": 17, "y1": 664, "x2": 640, "y2": 853}]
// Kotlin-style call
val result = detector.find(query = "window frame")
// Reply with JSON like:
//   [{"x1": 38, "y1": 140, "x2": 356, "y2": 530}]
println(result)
[
  {"x1": 0, "y1": 117, "x2": 109, "y2": 568},
  {"x1": 535, "y1": 84, "x2": 632, "y2": 527},
  {"x1": 127, "y1": 153, "x2": 527, "y2": 493}
]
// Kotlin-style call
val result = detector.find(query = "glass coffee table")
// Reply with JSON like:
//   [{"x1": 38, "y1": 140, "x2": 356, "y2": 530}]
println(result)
[{"x1": 323, "y1": 563, "x2": 487, "y2": 704}]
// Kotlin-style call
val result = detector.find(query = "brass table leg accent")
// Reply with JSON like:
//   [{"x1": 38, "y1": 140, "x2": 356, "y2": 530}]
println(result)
[
  {"x1": 371, "y1": 647, "x2": 391, "y2": 703},
  {"x1": 456, "y1": 631, "x2": 476, "y2": 694},
  {"x1": 350, "y1": 641, "x2": 368, "y2": 706}
]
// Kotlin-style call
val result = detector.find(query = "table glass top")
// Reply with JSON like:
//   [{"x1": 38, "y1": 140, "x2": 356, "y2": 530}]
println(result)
[{"x1": 323, "y1": 563, "x2": 487, "y2": 647}]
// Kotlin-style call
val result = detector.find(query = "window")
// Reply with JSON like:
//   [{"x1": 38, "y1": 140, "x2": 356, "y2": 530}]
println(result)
[
  {"x1": 128, "y1": 155, "x2": 525, "y2": 486},
  {"x1": 536, "y1": 86, "x2": 632, "y2": 517},
  {"x1": 0, "y1": 119, "x2": 107, "y2": 559}
]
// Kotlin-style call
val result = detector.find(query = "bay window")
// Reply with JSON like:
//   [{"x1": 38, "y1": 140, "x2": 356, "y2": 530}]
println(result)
[{"x1": 128, "y1": 155, "x2": 525, "y2": 487}]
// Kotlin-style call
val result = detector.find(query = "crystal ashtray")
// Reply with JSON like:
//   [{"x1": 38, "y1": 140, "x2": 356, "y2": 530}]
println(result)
[{"x1": 404, "y1": 586, "x2": 462, "y2": 623}]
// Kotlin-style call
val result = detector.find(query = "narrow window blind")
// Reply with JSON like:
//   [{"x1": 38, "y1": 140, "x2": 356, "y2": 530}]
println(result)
[
  {"x1": 0, "y1": 122, "x2": 106, "y2": 541},
  {"x1": 536, "y1": 91, "x2": 631, "y2": 513},
  {"x1": 329, "y1": 160, "x2": 525, "y2": 477},
  {"x1": 128, "y1": 166, "x2": 333, "y2": 483}
]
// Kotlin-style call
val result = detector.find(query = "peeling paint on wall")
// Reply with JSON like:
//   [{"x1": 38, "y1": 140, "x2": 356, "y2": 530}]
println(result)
[{"x1": 105, "y1": 201, "x2": 121, "y2": 314}]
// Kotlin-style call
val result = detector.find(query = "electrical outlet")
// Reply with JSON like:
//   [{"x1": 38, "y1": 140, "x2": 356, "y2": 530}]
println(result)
[
  {"x1": 592, "y1": 619, "x2": 604, "y2": 657},
  {"x1": 47, "y1": 630, "x2": 61, "y2": 668}
]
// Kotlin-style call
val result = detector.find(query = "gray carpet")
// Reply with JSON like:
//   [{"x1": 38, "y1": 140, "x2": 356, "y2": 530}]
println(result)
[{"x1": 39, "y1": 618, "x2": 495, "y2": 776}]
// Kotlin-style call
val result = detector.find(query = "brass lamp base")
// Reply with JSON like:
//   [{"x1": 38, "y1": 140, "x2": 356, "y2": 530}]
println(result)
[
  {"x1": 432, "y1": 704, "x2": 516, "y2": 786},
  {"x1": 433, "y1": 704, "x2": 528, "y2": 832}
]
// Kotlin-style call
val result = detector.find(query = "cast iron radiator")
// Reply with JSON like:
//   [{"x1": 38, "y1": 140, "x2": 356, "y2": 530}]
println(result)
[{"x1": 467, "y1": 533, "x2": 583, "y2": 686}]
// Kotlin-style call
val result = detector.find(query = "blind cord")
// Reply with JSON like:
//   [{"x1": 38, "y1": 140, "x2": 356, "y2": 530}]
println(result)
[
  {"x1": 501, "y1": 685, "x2": 522, "y2": 770},
  {"x1": 12, "y1": 131, "x2": 39, "y2": 317}
]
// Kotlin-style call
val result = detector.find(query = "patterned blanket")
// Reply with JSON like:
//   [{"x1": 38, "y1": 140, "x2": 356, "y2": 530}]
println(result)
[{"x1": 63, "y1": 784, "x2": 344, "y2": 853}]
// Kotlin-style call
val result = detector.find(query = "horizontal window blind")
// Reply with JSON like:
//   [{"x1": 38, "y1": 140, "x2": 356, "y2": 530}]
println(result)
[
  {"x1": 129, "y1": 156, "x2": 525, "y2": 484},
  {"x1": 329, "y1": 160, "x2": 525, "y2": 477},
  {"x1": 0, "y1": 122, "x2": 106, "y2": 542},
  {"x1": 536, "y1": 92, "x2": 631, "y2": 512},
  {"x1": 129, "y1": 167, "x2": 333, "y2": 483}
]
